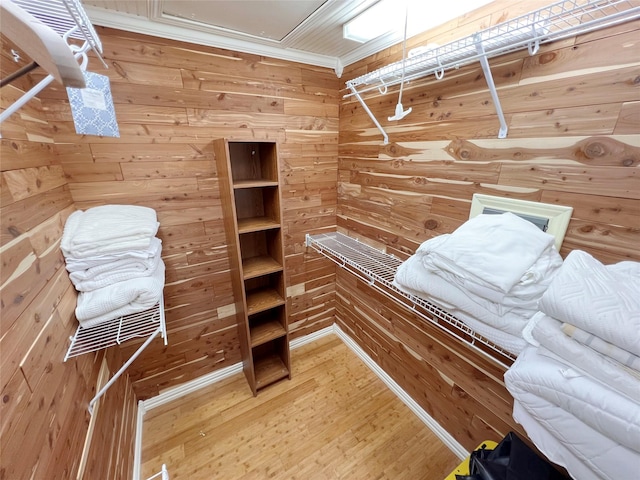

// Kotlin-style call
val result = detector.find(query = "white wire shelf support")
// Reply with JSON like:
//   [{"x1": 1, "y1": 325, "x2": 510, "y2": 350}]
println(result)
[
  {"x1": 146, "y1": 464, "x2": 170, "y2": 480},
  {"x1": 64, "y1": 299, "x2": 167, "y2": 415},
  {"x1": 306, "y1": 232, "x2": 516, "y2": 368},
  {"x1": 0, "y1": 0, "x2": 107, "y2": 125},
  {"x1": 345, "y1": 0, "x2": 640, "y2": 144}
]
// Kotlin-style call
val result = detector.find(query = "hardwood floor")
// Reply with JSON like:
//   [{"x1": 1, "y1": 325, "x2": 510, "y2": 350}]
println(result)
[{"x1": 141, "y1": 334, "x2": 461, "y2": 479}]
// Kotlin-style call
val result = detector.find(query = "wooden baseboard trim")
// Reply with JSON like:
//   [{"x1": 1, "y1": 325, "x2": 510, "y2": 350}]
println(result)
[
  {"x1": 133, "y1": 362, "x2": 243, "y2": 479},
  {"x1": 332, "y1": 323, "x2": 468, "y2": 460},
  {"x1": 290, "y1": 325, "x2": 334, "y2": 350}
]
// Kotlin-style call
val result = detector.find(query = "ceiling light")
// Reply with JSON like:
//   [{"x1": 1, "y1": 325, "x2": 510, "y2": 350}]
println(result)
[
  {"x1": 343, "y1": 0, "x2": 494, "y2": 44},
  {"x1": 343, "y1": 1, "x2": 401, "y2": 43}
]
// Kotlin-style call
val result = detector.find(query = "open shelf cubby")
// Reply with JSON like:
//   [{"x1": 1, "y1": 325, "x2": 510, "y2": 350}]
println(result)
[{"x1": 214, "y1": 139, "x2": 291, "y2": 395}]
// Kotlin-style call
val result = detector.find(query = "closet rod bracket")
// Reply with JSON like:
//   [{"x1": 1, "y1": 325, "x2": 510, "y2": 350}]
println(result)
[
  {"x1": 474, "y1": 34, "x2": 508, "y2": 139},
  {"x1": 348, "y1": 84, "x2": 389, "y2": 145}
]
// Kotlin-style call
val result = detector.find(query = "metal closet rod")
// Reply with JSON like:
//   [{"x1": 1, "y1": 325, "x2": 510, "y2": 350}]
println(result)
[{"x1": 0, "y1": 61, "x2": 39, "y2": 88}]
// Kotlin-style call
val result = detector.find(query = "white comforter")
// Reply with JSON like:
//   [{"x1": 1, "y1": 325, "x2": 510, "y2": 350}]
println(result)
[
  {"x1": 525, "y1": 312, "x2": 640, "y2": 402},
  {"x1": 419, "y1": 212, "x2": 561, "y2": 302},
  {"x1": 505, "y1": 347, "x2": 640, "y2": 480},
  {"x1": 395, "y1": 254, "x2": 531, "y2": 336},
  {"x1": 75, "y1": 259, "x2": 165, "y2": 328},
  {"x1": 539, "y1": 250, "x2": 640, "y2": 357},
  {"x1": 394, "y1": 255, "x2": 527, "y2": 354}
]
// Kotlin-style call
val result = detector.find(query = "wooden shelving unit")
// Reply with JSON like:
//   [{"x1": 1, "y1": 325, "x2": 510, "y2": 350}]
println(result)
[{"x1": 213, "y1": 139, "x2": 291, "y2": 395}]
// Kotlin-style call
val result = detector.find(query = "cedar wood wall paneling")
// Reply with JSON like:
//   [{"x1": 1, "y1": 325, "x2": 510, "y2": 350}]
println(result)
[
  {"x1": 337, "y1": 0, "x2": 639, "y2": 451},
  {"x1": 0, "y1": 37, "x2": 137, "y2": 479},
  {"x1": 37, "y1": 27, "x2": 340, "y2": 399},
  {"x1": 1, "y1": 0, "x2": 639, "y2": 475}
]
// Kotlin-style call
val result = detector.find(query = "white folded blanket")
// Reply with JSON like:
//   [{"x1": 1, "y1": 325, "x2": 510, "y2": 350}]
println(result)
[
  {"x1": 394, "y1": 254, "x2": 531, "y2": 337},
  {"x1": 418, "y1": 212, "x2": 559, "y2": 298},
  {"x1": 70, "y1": 248, "x2": 162, "y2": 292},
  {"x1": 62, "y1": 205, "x2": 159, "y2": 259},
  {"x1": 75, "y1": 259, "x2": 165, "y2": 328},
  {"x1": 527, "y1": 312, "x2": 640, "y2": 402},
  {"x1": 64, "y1": 238, "x2": 162, "y2": 273},
  {"x1": 538, "y1": 250, "x2": 640, "y2": 357},
  {"x1": 505, "y1": 346, "x2": 640, "y2": 461}
]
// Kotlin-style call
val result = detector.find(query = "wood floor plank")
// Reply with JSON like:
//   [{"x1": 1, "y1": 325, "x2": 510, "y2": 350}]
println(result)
[{"x1": 142, "y1": 335, "x2": 460, "y2": 479}]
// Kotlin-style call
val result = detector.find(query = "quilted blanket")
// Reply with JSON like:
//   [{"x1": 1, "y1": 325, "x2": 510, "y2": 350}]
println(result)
[{"x1": 538, "y1": 250, "x2": 640, "y2": 357}]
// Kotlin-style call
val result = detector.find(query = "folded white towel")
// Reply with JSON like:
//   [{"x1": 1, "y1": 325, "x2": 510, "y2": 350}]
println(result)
[
  {"x1": 75, "y1": 259, "x2": 165, "y2": 328},
  {"x1": 61, "y1": 205, "x2": 159, "y2": 258},
  {"x1": 418, "y1": 212, "x2": 557, "y2": 295},
  {"x1": 64, "y1": 237, "x2": 162, "y2": 273},
  {"x1": 70, "y1": 248, "x2": 162, "y2": 292}
]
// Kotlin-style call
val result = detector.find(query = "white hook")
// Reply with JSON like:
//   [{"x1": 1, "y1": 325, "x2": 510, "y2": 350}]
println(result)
[
  {"x1": 528, "y1": 39, "x2": 540, "y2": 55},
  {"x1": 528, "y1": 14, "x2": 542, "y2": 56},
  {"x1": 378, "y1": 79, "x2": 388, "y2": 95},
  {"x1": 11, "y1": 49, "x2": 21, "y2": 62},
  {"x1": 435, "y1": 56, "x2": 445, "y2": 80}
]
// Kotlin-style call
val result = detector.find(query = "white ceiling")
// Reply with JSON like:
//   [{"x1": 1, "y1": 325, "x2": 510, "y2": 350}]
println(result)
[{"x1": 82, "y1": 0, "x2": 491, "y2": 76}]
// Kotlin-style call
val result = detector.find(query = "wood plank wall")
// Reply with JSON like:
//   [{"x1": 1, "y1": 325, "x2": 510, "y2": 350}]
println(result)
[
  {"x1": 35, "y1": 27, "x2": 340, "y2": 399},
  {"x1": 1, "y1": 36, "x2": 137, "y2": 480},
  {"x1": 2, "y1": 0, "x2": 638, "y2": 475},
  {"x1": 337, "y1": 0, "x2": 640, "y2": 451}
]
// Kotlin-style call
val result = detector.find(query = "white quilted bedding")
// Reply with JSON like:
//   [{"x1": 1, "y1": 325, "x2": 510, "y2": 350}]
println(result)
[
  {"x1": 538, "y1": 250, "x2": 640, "y2": 356},
  {"x1": 525, "y1": 312, "x2": 640, "y2": 401},
  {"x1": 505, "y1": 346, "x2": 640, "y2": 480},
  {"x1": 394, "y1": 254, "x2": 528, "y2": 353}
]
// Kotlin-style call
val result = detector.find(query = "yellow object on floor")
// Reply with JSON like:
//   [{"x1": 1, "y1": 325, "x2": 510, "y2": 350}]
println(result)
[{"x1": 444, "y1": 441, "x2": 498, "y2": 480}]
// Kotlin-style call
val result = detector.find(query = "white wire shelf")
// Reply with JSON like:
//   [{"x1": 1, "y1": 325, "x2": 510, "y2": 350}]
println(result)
[
  {"x1": 10, "y1": 0, "x2": 103, "y2": 56},
  {"x1": 345, "y1": 0, "x2": 640, "y2": 144},
  {"x1": 306, "y1": 232, "x2": 516, "y2": 368},
  {"x1": 64, "y1": 301, "x2": 166, "y2": 360},
  {"x1": 64, "y1": 298, "x2": 167, "y2": 414},
  {"x1": 0, "y1": 0, "x2": 106, "y2": 126}
]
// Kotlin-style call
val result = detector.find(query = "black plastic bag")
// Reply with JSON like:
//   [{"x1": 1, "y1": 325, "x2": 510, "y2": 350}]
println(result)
[{"x1": 456, "y1": 432, "x2": 569, "y2": 480}]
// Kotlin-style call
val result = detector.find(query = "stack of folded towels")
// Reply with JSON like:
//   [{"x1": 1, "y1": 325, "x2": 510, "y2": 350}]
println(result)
[
  {"x1": 61, "y1": 205, "x2": 165, "y2": 328},
  {"x1": 394, "y1": 212, "x2": 563, "y2": 354}
]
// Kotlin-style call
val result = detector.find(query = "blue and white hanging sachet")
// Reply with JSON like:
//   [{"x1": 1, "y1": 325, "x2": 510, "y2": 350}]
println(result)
[{"x1": 66, "y1": 71, "x2": 119, "y2": 137}]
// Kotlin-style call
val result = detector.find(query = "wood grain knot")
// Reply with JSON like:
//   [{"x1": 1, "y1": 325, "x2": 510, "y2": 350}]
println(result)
[
  {"x1": 584, "y1": 142, "x2": 606, "y2": 158},
  {"x1": 424, "y1": 219, "x2": 438, "y2": 230},
  {"x1": 539, "y1": 52, "x2": 556, "y2": 64},
  {"x1": 8, "y1": 226, "x2": 21, "y2": 238},
  {"x1": 622, "y1": 158, "x2": 636, "y2": 167}
]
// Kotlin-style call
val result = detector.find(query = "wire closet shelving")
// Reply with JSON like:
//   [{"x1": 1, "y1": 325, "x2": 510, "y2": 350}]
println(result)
[
  {"x1": 345, "y1": 0, "x2": 640, "y2": 144},
  {"x1": 64, "y1": 299, "x2": 168, "y2": 414},
  {"x1": 0, "y1": 0, "x2": 106, "y2": 124},
  {"x1": 306, "y1": 232, "x2": 517, "y2": 368}
]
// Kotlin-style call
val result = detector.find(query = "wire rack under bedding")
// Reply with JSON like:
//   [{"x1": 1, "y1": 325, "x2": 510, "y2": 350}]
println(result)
[
  {"x1": 305, "y1": 232, "x2": 517, "y2": 368},
  {"x1": 64, "y1": 298, "x2": 167, "y2": 414},
  {"x1": 64, "y1": 301, "x2": 166, "y2": 360}
]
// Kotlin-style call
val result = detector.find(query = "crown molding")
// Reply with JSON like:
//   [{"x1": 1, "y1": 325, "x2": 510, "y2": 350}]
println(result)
[{"x1": 84, "y1": 6, "x2": 340, "y2": 70}]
